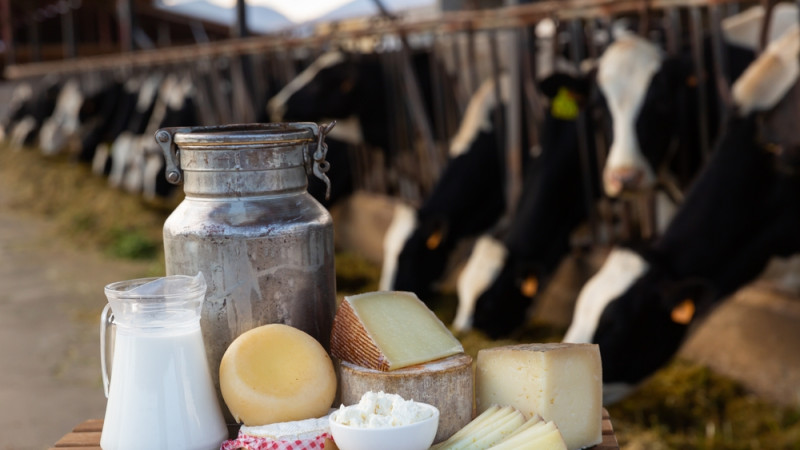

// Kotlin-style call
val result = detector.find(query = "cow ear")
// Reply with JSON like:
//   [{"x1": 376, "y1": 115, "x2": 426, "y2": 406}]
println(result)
[
  {"x1": 425, "y1": 219, "x2": 449, "y2": 251},
  {"x1": 661, "y1": 57, "x2": 695, "y2": 88},
  {"x1": 538, "y1": 72, "x2": 590, "y2": 99},
  {"x1": 663, "y1": 278, "x2": 716, "y2": 325},
  {"x1": 514, "y1": 263, "x2": 544, "y2": 298}
]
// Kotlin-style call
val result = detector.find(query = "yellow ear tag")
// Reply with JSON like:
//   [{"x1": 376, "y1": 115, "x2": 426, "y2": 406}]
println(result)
[
  {"x1": 551, "y1": 87, "x2": 579, "y2": 121},
  {"x1": 426, "y1": 230, "x2": 443, "y2": 250},
  {"x1": 671, "y1": 299, "x2": 695, "y2": 325},
  {"x1": 520, "y1": 275, "x2": 538, "y2": 298}
]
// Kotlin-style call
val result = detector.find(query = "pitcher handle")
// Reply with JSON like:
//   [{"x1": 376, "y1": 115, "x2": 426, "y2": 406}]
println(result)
[{"x1": 100, "y1": 303, "x2": 114, "y2": 398}]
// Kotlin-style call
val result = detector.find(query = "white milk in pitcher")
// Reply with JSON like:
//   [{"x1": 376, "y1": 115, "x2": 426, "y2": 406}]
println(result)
[{"x1": 101, "y1": 323, "x2": 227, "y2": 450}]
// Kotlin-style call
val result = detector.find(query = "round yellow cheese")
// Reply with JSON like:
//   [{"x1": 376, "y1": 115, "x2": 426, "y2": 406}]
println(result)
[{"x1": 220, "y1": 324, "x2": 337, "y2": 426}]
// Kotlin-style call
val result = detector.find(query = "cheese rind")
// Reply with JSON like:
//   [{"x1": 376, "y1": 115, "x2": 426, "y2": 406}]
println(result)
[
  {"x1": 219, "y1": 324, "x2": 337, "y2": 426},
  {"x1": 476, "y1": 343, "x2": 602, "y2": 450},
  {"x1": 330, "y1": 291, "x2": 464, "y2": 371},
  {"x1": 338, "y1": 353, "x2": 473, "y2": 443}
]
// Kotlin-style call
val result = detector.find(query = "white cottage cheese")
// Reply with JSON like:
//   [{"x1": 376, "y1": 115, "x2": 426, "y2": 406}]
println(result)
[{"x1": 333, "y1": 391, "x2": 433, "y2": 428}]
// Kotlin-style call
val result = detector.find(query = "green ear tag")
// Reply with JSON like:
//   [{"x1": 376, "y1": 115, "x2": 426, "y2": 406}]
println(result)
[{"x1": 551, "y1": 87, "x2": 579, "y2": 120}]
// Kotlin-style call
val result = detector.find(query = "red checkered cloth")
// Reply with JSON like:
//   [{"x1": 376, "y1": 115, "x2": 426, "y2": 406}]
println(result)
[{"x1": 220, "y1": 430, "x2": 332, "y2": 450}]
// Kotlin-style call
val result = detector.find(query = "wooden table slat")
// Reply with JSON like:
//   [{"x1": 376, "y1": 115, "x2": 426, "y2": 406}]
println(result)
[
  {"x1": 49, "y1": 447, "x2": 102, "y2": 450},
  {"x1": 53, "y1": 430, "x2": 102, "y2": 448},
  {"x1": 72, "y1": 419, "x2": 103, "y2": 433}
]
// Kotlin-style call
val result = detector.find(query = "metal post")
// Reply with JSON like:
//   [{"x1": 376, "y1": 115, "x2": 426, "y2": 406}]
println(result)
[
  {"x1": 117, "y1": 0, "x2": 134, "y2": 52},
  {"x1": 689, "y1": 6, "x2": 710, "y2": 159},
  {"x1": 62, "y1": 3, "x2": 77, "y2": 59},
  {"x1": 98, "y1": 9, "x2": 113, "y2": 49},
  {"x1": 466, "y1": 25, "x2": 479, "y2": 94},
  {"x1": 234, "y1": 0, "x2": 248, "y2": 38},
  {"x1": 1, "y1": 0, "x2": 15, "y2": 65},
  {"x1": 28, "y1": 13, "x2": 42, "y2": 62},
  {"x1": 569, "y1": 18, "x2": 599, "y2": 244},
  {"x1": 709, "y1": 4, "x2": 731, "y2": 120},
  {"x1": 505, "y1": 26, "x2": 524, "y2": 215},
  {"x1": 665, "y1": 8, "x2": 682, "y2": 57}
]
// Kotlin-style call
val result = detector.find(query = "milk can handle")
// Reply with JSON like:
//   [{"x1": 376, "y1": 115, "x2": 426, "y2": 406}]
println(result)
[{"x1": 100, "y1": 303, "x2": 114, "y2": 398}]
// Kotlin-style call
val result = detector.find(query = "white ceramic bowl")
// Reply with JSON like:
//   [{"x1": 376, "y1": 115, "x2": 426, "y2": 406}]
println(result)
[{"x1": 328, "y1": 403, "x2": 439, "y2": 450}]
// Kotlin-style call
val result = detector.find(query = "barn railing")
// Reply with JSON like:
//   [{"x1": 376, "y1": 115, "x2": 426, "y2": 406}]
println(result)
[
  {"x1": 2, "y1": 0, "x2": 761, "y2": 79},
  {"x1": 3, "y1": 0, "x2": 792, "y2": 245}
]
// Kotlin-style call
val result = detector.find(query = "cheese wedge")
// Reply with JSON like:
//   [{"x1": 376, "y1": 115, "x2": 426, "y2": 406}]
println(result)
[
  {"x1": 431, "y1": 406, "x2": 524, "y2": 450},
  {"x1": 330, "y1": 291, "x2": 464, "y2": 371},
  {"x1": 219, "y1": 324, "x2": 337, "y2": 426},
  {"x1": 476, "y1": 343, "x2": 602, "y2": 450},
  {"x1": 338, "y1": 354, "x2": 473, "y2": 443},
  {"x1": 489, "y1": 420, "x2": 568, "y2": 450}
]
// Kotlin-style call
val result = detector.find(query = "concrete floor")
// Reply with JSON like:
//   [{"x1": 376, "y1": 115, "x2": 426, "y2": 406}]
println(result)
[{"x1": 0, "y1": 191, "x2": 152, "y2": 450}]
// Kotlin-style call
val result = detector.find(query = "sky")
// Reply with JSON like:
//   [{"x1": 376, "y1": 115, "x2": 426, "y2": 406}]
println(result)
[{"x1": 162, "y1": 0, "x2": 355, "y2": 23}]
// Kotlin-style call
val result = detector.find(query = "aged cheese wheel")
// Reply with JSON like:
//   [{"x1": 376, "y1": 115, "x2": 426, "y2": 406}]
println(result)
[
  {"x1": 337, "y1": 353, "x2": 474, "y2": 443},
  {"x1": 219, "y1": 324, "x2": 337, "y2": 426},
  {"x1": 330, "y1": 291, "x2": 464, "y2": 371}
]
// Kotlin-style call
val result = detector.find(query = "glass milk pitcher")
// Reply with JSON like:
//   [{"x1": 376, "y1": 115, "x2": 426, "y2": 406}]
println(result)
[{"x1": 99, "y1": 273, "x2": 227, "y2": 450}]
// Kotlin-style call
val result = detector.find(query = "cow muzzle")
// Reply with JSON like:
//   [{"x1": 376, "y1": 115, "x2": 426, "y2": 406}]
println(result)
[{"x1": 604, "y1": 166, "x2": 647, "y2": 197}]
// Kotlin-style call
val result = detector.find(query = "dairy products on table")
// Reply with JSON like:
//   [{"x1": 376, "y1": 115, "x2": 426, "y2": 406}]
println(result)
[
  {"x1": 337, "y1": 353, "x2": 473, "y2": 443},
  {"x1": 475, "y1": 343, "x2": 602, "y2": 450},
  {"x1": 219, "y1": 324, "x2": 337, "y2": 426},
  {"x1": 330, "y1": 291, "x2": 464, "y2": 371},
  {"x1": 333, "y1": 391, "x2": 434, "y2": 428}
]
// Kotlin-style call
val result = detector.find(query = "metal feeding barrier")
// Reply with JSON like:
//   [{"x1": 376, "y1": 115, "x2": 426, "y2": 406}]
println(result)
[{"x1": 3, "y1": 0, "x2": 795, "y2": 243}]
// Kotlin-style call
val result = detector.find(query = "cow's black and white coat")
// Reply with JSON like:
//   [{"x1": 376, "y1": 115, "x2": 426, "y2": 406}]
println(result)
[
  {"x1": 266, "y1": 49, "x2": 437, "y2": 207},
  {"x1": 564, "y1": 25, "x2": 800, "y2": 403},
  {"x1": 380, "y1": 73, "x2": 521, "y2": 301}
]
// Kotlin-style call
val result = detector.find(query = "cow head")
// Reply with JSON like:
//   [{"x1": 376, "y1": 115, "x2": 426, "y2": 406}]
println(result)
[
  {"x1": 591, "y1": 267, "x2": 716, "y2": 403},
  {"x1": 470, "y1": 255, "x2": 546, "y2": 339},
  {"x1": 392, "y1": 214, "x2": 455, "y2": 303},
  {"x1": 733, "y1": 25, "x2": 800, "y2": 159},
  {"x1": 597, "y1": 34, "x2": 693, "y2": 197},
  {"x1": 267, "y1": 52, "x2": 352, "y2": 122}
]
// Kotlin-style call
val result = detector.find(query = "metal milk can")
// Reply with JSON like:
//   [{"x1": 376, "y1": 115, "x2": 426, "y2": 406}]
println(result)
[{"x1": 156, "y1": 123, "x2": 337, "y2": 421}]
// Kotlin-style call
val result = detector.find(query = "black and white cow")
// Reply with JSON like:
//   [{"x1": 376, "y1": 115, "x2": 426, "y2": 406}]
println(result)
[
  {"x1": 38, "y1": 79, "x2": 126, "y2": 159},
  {"x1": 0, "y1": 82, "x2": 33, "y2": 142},
  {"x1": 462, "y1": 76, "x2": 598, "y2": 337},
  {"x1": 461, "y1": 17, "x2": 766, "y2": 338},
  {"x1": 4, "y1": 79, "x2": 61, "y2": 148},
  {"x1": 380, "y1": 73, "x2": 525, "y2": 300},
  {"x1": 564, "y1": 25, "x2": 800, "y2": 403},
  {"x1": 101, "y1": 73, "x2": 198, "y2": 199},
  {"x1": 266, "y1": 49, "x2": 437, "y2": 207},
  {"x1": 596, "y1": 30, "x2": 755, "y2": 197}
]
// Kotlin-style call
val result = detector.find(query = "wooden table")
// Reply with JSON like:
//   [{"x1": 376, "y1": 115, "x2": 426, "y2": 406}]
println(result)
[{"x1": 52, "y1": 410, "x2": 620, "y2": 449}]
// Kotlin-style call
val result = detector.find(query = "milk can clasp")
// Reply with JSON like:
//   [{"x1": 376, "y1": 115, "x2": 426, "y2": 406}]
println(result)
[{"x1": 311, "y1": 121, "x2": 336, "y2": 201}]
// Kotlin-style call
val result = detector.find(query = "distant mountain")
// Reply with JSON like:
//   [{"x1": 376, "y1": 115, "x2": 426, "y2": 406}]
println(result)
[
  {"x1": 310, "y1": 0, "x2": 436, "y2": 24},
  {"x1": 155, "y1": 0, "x2": 293, "y2": 34}
]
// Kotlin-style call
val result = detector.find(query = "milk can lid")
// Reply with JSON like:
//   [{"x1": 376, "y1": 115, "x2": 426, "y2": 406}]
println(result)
[
  {"x1": 170, "y1": 123, "x2": 316, "y2": 146},
  {"x1": 155, "y1": 122, "x2": 337, "y2": 199}
]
